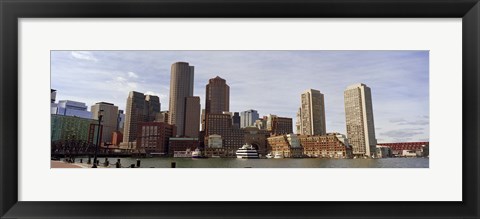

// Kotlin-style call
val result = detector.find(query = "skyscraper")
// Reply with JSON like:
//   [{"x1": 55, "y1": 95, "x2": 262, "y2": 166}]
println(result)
[
  {"x1": 297, "y1": 89, "x2": 326, "y2": 135},
  {"x1": 123, "y1": 91, "x2": 160, "y2": 143},
  {"x1": 295, "y1": 107, "x2": 302, "y2": 134},
  {"x1": 145, "y1": 95, "x2": 161, "y2": 122},
  {"x1": 168, "y1": 62, "x2": 194, "y2": 136},
  {"x1": 91, "y1": 102, "x2": 119, "y2": 143},
  {"x1": 201, "y1": 109, "x2": 206, "y2": 131},
  {"x1": 117, "y1": 110, "x2": 125, "y2": 131},
  {"x1": 240, "y1": 109, "x2": 259, "y2": 128},
  {"x1": 344, "y1": 83, "x2": 376, "y2": 157},
  {"x1": 205, "y1": 76, "x2": 230, "y2": 114},
  {"x1": 184, "y1": 96, "x2": 201, "y2": 138},
  {"x1": 232, "y1": 112, "x2": 240, "y2": 129}
]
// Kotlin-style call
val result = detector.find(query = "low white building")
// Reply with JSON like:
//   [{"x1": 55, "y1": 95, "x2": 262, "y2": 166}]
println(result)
[
  {"x1": 402, "y1": 150, "x2": 417, "y2": 157},
  {"x1": 207, "y1": 134, "x2": 223, "y2": 148},
  {"x1": 376, "y1": 146, "x2": 392, "y2": 158}
]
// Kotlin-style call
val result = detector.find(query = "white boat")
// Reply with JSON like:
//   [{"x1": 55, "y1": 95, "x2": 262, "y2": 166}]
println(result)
[
  {"x1": 191, "y1": 148, "x2": 203, "y2": 158},
  {"x1": 236, "y1": 143, "x2": 259, "y2": 159},
  {"x1": 274, "y1": 152, "x2": 284, "y2": 159},
  {"x1": 266, "y1": 153, "x2": 273, "y2": 159},
  {"x1": 173, "y1": 148, "x2": 192, "y2": 158}
]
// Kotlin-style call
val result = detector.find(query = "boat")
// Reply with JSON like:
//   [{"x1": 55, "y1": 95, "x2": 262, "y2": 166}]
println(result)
[
  {"x1": 265, "y1": 153, "x2": 273, "y2": 159},
  {"x1": 191, "y1": 148, "x2": 203, "y2": 158},
  {"x1": 274, "y1": 152, "x2": 284, "y2": 159},
  {"x1": 236, "y1": 143, "x2": 259, "y2": 159},
  {"x1": 174, "y1": 148, "x2": 192, "y2": 158}
]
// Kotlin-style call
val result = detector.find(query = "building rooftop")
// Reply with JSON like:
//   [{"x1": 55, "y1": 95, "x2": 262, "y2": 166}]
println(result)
[
  {"x1": 172, "y1": 61, "x2": 190, "y2": 65},
  {"x1": 346, "y1": 83, "x2": 367, "y2": 90},
  {"x1": 95, "y1": 102, "x2": 114, "y2": 105},
  {"x1": 303, "y1": 88, "x2": 321, "y2": 93}
]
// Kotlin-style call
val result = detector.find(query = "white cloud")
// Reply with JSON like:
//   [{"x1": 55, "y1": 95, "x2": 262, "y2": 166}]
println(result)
[
  {"x1": 145, "y1": 91, "x2": 160, "y2": 96},
  {"x1": 116, "y1": 76, "x2": 126, "y2": 82},
  {"x1": 128, "y1": 71, "x2": 139, "y2": 78},
  {"x1": 126, "y1": 82, "x2": 138, "y2": 90},
  {"x1": 70, "y1": 51, "x2": 98, "y2": 62}
]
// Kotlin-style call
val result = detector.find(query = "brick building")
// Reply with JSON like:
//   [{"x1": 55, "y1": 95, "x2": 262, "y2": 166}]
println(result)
[
  {"x1": 298, "y1": 134, "x2": 352, "y2": 158},
  {"x1": 168, "y1": 137, "x2": 200, "y2": 156},
  {"x1": 266, "y1": 134, "x2": 303, "y2": 158},
  {"x1": 136, "y1": 122, "x2": 176, "y2": 155},
  {"x1": 271, "y1": 116, "x2": 293, "y2": 135},
  {"x1": 111, "y1": 131, "x2": 123, "y2": 146}
]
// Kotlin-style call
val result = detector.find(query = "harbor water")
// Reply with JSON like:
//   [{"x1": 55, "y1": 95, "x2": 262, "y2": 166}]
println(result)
[{"x1": 71, "y1": 157, "x2": 429, "y2": 168}]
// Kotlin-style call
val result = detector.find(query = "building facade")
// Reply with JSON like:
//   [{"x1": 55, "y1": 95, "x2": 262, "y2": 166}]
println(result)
[
  {"x1": 52, "y1": 100, "x2": 92, "y2": 119},
  {"x1": 207, "y1": 134, "x2": 223, "y2": 148},
  {"x1": 117, "y1": 110, "x2": 125, "y2": 132},
  {"x1": 344, "y1": 83, "x2": 376, "y2": 157},
  {"x1": 168, "y1": 62, "x2": 195, "y2": 137},
  {"x1": 269, "y1": 116, "x2": 293, "y2": 135},
  {"x1": 51, "y1": 114, "x2": 96, "y2": 142},
  {"x1": 123, "y1": 91, "x2": 160, "y2": 144},
  {"x1": 91, "y1": 102, "x2": 119, "y2": 143},
  {"x1": 297, "y1": 89, "x2": 326, "y2": 135},
  {"x1": 111, "y1": 131, "x2": 123, "y2": 146},
  {"x1": 298, "y1": 134, "x2": 352, "y2": 158},
  {"x1": 204, "y1": 113, "x2": 246, "y2": 157},
  {"x1": 155, "y1": 111, "x2": 169, "y2": 123},
  {"x1": 254, "y1": 117, "x2": 267, "y2": 130},
  {"x1": 168, "y1": 138, "x2": 200, "y2": 156},
  {"x1": 204, "y1": 113, "x2": 234, "y2": 146},
  {"x1": 240, "y1": 109, "x2": 259, "y2": 128},
  {"x1": 243, "y1": 127, "x2": 269, "y2": 156},
  {"x1": 377, "y1": 142, "x2": 429, "y2": 157},
  {"x1": 375, "y1": 146, "x2": 392, "y2": 158},
  {"x1": 267, "y1": 134, "x2": 303, "y2": 158},
  {"x1": 137, "y1": 122, "x2": 176, "y2": 155},
  {"x1": 205, "y1": 76, "x2": 230, "y2": 114},
  {"x1": 184, "y1": 96, "x2": 201, "y2": 138},
  {"x1": 232, "y1": 112, "x2": 240, "y2": 129},
  {"x1": 145, "y1": 95, "x2": 161, "y2": 122},
  {"x1": 51, "y1": 89, "x2": 57, "y2": 103}
]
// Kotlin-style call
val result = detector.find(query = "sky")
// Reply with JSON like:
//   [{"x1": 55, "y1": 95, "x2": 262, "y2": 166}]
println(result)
[{"x1": 51, "y1": 50, "x2": 429, "y2": 143}]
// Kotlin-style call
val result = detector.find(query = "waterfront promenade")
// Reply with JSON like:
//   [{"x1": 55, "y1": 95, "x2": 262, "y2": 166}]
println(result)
[
  {"x1": 51, "y1": 160, "x2": 113, "y2": 168},
  {"x1": 51, "y1": 161, "x2": 84, "y2": 168}
]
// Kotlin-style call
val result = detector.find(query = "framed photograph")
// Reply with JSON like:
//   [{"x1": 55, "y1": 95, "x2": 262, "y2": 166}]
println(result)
[{"x1": 1, "y1": 0, "x2": 479, "y2": 218}]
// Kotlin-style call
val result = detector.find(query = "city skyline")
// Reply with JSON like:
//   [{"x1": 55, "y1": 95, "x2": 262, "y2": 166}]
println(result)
[{"x1": 51, "y1": 50, "x2": 429, "y2": 143}]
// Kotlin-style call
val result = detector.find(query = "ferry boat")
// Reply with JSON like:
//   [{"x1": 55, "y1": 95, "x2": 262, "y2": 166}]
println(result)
[
  {"x1": 236, "y1": 143, "x2": 259, "y2": 159},
  {"x1": 191, "y1": 148, "x2": 203, "y2": 158}
]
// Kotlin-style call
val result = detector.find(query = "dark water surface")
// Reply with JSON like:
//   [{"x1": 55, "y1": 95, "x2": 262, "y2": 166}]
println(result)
[{"x1": 78, "y1": 157, "x2": 429, "y2": 168}]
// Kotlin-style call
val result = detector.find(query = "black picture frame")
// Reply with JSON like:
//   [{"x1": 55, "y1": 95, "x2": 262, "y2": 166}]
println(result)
[{"x1": 1, "y1": 0, "x2": 479, "y2": 218}]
